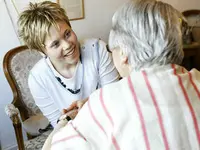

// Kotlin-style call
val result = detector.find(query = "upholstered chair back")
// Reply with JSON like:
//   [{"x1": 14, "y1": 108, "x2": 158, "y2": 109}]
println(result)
[
  {"x1": 3, "y1": 46, "x2": 52, "y2": 150},
  {"x1": 4, "y1": 46, "x2": 42, "y2": 121}
]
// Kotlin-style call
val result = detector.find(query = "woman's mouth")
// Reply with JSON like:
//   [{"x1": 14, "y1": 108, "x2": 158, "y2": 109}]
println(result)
[{"x1": 64, "y1": 46, "x2": 76, "y2": 57}]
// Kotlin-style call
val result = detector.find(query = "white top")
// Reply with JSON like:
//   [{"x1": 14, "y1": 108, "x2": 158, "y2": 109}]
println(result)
[
  {"x1": 28, "y1": 38, "x2": 119, "y2": 127},
  {"x1": 51, "y1": 64, "x2": 200, "y2": 150}
]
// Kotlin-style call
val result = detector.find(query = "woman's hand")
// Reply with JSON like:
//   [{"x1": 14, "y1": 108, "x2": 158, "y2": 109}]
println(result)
[
  {"x1": 63, "y1": 109, "x2": 78, "y2": 120},
  {"x1": 58, "y1": 98, "x2": 88, "y2": 124},
  {"x1": 64, "y1": 97, "x2": 88, "y2": 113},
  {"x1": 57, "y1": 109, "x2": 78, "y2": 124}
]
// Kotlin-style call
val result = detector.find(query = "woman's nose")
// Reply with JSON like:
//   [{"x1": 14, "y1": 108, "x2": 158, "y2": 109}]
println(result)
[{"x1": 62, "y1": 41, "x2": 71, "y2": 50}]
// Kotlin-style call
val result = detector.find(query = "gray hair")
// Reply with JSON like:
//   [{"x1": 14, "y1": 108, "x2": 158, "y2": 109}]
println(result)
[{"x1": 109, "y1": 0, "x2": 184, "y2": 70}]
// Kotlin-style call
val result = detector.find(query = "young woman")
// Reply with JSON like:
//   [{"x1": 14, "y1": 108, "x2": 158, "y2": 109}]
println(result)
[{"x1": 18, "y1": 1, "x2": 119, "y2": 127}]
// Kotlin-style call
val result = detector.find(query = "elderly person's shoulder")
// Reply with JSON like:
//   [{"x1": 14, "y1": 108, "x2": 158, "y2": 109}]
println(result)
[
  {"x1": 190, "y1": 68, "x2": 200, "y2": 79},
  {"x1": 89, "y1": 77, "x2": 125, "y2": 100}
]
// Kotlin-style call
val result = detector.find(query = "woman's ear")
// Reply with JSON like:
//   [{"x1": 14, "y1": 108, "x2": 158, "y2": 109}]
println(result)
[
  {"x1": 118, "y1": 50, "x2": 132, "y2": 77},
  {"x1": 120, "y1": 50, "x2": 128, "y2": 66}
]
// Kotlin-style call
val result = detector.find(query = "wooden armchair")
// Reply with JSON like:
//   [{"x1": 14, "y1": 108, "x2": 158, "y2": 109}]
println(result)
[{"x1": 3, "y1": 46, "x2": 52, "y2": 150}]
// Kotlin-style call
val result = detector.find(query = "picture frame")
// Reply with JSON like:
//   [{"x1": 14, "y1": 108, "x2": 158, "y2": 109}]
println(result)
[{"x1": 57, "y1": 0, "x2": 85, "y2": 21}]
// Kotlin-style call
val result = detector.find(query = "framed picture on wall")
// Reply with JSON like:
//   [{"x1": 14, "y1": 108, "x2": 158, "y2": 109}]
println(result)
[{"x1": 57, "y1": 0, "x2": 84, "y2": 21}]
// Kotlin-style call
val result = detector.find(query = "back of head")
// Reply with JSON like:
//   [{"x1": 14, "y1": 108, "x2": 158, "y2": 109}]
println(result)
[
  {"x1": 18, "y1": 1, "x2": 71, "y2": 52},
  {"x1": 109, "y1": 0, "x2": 184, "y2": 70}
]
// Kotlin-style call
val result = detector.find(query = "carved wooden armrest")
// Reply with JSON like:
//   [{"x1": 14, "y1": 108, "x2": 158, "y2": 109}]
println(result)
[
  {"x1": 5, "y1": 104, "x2": 25, "y2": 150},
  {"x1": 5, "y1": 104, "x2": 21, "y2": 125}
]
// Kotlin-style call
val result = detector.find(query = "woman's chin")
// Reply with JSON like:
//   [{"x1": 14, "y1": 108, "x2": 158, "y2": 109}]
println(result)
[{"x1": 68, "y1": 55, "x2": 80, "y2": 65}]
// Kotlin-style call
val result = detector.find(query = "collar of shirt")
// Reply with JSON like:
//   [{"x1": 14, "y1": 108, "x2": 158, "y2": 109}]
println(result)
[{"x1": 46, "y1": 57, "x2": 83, "y2": 90}]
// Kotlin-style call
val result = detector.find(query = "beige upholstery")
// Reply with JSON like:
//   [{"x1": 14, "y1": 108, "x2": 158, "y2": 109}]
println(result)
[
  {"x1": 9, "y1": 48, "x2": 42, "y2": 115},
  {"x1": 3, "y1": 46, "x2": 52, "y2": 150},
  {"x1": 25, "y1": 129, "x2": 52, "y2": 150}
]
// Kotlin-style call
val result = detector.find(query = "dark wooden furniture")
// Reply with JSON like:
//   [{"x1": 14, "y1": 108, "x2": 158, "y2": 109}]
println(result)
[{"x1": 183, "y1": 42, "x2": 200, "y2": 70}]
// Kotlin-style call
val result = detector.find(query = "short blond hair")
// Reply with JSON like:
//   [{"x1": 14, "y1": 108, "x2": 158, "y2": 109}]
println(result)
[{"x1": 18, "y1": 1, "x2": 71, "y2": 52}]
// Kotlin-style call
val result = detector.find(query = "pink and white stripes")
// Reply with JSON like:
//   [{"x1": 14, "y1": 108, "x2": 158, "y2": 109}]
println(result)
[{"x1": 51, "y1": 64, "x2": 200, "y2": 150}]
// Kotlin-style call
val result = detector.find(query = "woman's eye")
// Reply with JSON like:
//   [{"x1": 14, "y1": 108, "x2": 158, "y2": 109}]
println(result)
[
  {"x1": 53, "y1": 41, "x2": 60, "y2": 48},
  {"x1": 65, "y1": 31, "x2": 71, "y2": 38}
]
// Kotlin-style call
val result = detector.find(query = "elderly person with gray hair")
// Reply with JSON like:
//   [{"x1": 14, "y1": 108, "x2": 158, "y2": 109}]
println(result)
[{"x1": 45, "y1": 0, "x2": 200, "y2": 149}]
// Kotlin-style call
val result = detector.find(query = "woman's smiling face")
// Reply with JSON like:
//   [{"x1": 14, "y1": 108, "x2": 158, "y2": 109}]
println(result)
[{"x1": 44, "y1": 21, "x2": 80, "y2": 67}]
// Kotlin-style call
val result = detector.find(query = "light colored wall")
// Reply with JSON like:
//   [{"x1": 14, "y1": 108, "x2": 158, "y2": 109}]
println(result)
[
  {"x1": 0, "y1": 0, "x2": 21, "y2": 149},
  {"x1": 0, "y1": 0, "x2": 199, "y2": 149},
  {"x1": 70, "y1": 0, "x2": 128, "y2": 42}
]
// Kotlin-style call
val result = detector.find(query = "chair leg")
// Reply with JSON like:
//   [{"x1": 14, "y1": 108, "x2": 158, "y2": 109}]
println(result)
[{"x1": 13, "y1": 123, "x2": 25, "y2": 150}]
